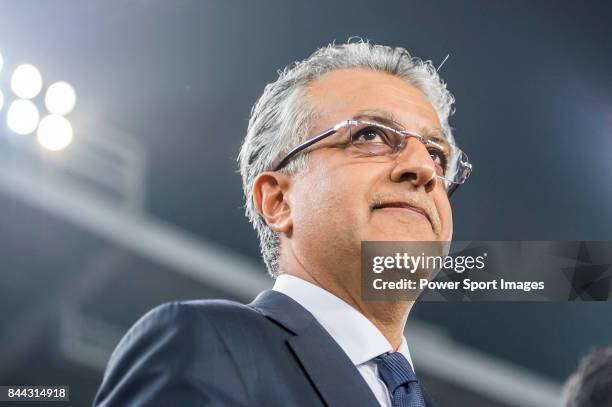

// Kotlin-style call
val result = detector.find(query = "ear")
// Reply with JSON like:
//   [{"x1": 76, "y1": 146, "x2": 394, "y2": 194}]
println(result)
[{"x1": 252, "y1": 171, "x2": 293, "y2": 234}]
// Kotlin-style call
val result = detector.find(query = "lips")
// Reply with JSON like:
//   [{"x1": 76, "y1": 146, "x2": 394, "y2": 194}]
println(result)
[{"x1": 372, "y1": 201, "x2": 432, "y2": 224}]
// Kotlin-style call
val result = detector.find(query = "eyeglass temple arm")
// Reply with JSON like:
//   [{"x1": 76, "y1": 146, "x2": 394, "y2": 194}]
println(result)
[
  {"x1": 446, "y1": 182, "x2": 460, "y2": 198},
  {"x1": 273, "y1": 121, "x2": 353, "y2": 171}
]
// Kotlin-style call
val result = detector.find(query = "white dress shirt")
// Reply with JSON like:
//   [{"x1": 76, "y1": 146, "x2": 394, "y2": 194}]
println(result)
[{"x1": 272, "y1": 274, "x2": 414, "y2": 407}]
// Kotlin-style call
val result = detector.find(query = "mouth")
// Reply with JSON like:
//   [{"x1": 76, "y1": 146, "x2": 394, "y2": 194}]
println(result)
[{"x1": 371, "y1": 201, "x2": 432, "y2": 225}]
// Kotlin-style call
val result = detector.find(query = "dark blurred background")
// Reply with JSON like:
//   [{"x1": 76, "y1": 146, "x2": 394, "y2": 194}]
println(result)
[{"x1": 0, "y1": 1, "x2": 611, "y2": 406}]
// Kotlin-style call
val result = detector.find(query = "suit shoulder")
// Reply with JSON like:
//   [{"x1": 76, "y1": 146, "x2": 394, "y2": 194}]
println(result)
[
  {"x1": 176, "y1": 298, "x2": 270, "y2": 334},
  {"x1": 95, "y1": 299, "x2": 259, "y2": 406},
  {"x1": 136, "y1": 298, "x2": 249, "y2": 320},
  {"x1": 176, "y1": 297, "x2": 257, "y2": 317},
  {"x1": 121, "y1": 298, "x2": 259, "y2": 342}
]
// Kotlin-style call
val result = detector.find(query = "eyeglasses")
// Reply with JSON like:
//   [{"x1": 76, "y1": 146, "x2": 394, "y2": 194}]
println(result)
[{"x1": 273, "y1": 119, "x2": 472, "y2": 197}]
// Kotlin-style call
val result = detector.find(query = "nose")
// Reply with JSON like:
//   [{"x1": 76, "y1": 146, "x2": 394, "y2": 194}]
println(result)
[{"x1": 389, "y1": 137, "x2": 439, "y2": 192}]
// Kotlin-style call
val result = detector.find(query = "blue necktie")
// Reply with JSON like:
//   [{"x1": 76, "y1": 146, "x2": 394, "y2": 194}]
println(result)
[{"x1": 375, "y1": 352, "x2": 426, "y2": 407}]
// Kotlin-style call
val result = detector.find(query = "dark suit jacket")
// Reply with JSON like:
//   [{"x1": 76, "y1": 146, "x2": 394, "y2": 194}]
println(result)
[{"x1": 93, "y1": 290, "x2": 435, "y2": 406}]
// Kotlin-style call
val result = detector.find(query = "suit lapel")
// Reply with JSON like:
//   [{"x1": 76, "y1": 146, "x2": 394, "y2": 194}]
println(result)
[
  {"x1": 250, "y1": 290, "x2": 380, "y2": 407},
  {"x1": 287, "y1": 322, "x2": 381, "y2": 407}
]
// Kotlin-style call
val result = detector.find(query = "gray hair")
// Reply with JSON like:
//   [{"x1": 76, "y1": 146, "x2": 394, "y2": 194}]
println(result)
[
  {"x1": 238, "y1": 39, "x2": 457, "y2": 277},
  {"x1": 563, "y1": 346, "x2": 612, "y2": 407}
]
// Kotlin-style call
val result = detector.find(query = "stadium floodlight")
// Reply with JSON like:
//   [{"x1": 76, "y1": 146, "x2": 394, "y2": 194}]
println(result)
[
  {"x1": 45, "y1": 81, "x2": 76, "y2": 115},
  {"x1": 11, "y1": 64, "x2": 43, "y2": 99},
  {"x1": 37, "y1": 114, "x2": 73, "y2": 151},
  {"x1": 6, "y1": 99, "x2": 40, "y2": 135}
]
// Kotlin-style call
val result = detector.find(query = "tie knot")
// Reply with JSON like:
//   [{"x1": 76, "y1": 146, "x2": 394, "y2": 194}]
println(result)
[{"x1": 375, "y1": 352, "x2": 418, "y2": 393}]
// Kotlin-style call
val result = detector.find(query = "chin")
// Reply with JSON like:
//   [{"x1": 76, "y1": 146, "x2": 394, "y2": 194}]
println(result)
[{"x1": 366, "y1": 229, "x2": 437, "y2": 242}]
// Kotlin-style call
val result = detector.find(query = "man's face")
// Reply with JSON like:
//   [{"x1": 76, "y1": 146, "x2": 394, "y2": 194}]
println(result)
[{"x1": 284, "y1": 68, "x2": 453, "y2": 278}]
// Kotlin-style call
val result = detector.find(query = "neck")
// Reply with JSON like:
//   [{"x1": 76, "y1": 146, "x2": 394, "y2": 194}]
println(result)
[{"x1": 283, "y1": 267, "x2": 413, "y2": 350}]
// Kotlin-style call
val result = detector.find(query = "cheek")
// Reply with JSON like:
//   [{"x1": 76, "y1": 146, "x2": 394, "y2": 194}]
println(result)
[
  {"x1": 290, "y1": 166, "x2": 368, "y2": 238},
  {"x1": 437, "y1": 195, "x2": 453, "y2": 240}
]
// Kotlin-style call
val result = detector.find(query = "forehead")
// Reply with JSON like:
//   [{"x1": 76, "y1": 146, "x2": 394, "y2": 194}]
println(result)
[{"x1": 305, "y1": 68, "x2": 442, "y2": 133}]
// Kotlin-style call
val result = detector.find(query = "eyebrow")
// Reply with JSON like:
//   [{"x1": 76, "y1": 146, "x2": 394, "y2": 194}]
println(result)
[
  {"x1": 352, "y1": 109, "x2": 452, "y2": 148},
  {"x1": 353, "y1": 109, "x2": 406, "y2": 129}
]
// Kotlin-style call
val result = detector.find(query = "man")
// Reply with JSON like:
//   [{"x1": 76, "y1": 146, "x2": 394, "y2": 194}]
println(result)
[
  {"x1": 563, "y1": 345, "x2": 612, "y2": 407},
  {"x1": 93, "y1": 40, "x2": 471, "y2": 406}
]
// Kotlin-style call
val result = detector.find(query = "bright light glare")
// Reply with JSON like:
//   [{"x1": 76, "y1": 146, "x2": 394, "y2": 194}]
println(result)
[
  {"x1": 45, "y1": 81, "x2": 76, "y2": 115},
  {"x1": 7, "y1": 99, "x2": 40, "y2": 135},
  {"x1": 0, "y1": 90, "x2": 4, "y2": 111},
  {"x1": 37, "y1": 114, "x2": 73, "y2": 151},
  {"x1": 11, "y1": 64, "x2": 43, "y2": 99}
]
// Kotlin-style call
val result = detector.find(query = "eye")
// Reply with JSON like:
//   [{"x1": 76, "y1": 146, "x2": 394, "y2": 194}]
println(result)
[
  {"x1": 351, "y1": 126, "x2": 389, "y2": 145},
  {"x1": 428, "y1": 147, "x2": 448, "y2": 174}
]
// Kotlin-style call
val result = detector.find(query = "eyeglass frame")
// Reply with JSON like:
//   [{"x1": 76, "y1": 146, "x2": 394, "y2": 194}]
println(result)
[{"x1": 272, "y1": 118, "x2": 472, "y2": 197}]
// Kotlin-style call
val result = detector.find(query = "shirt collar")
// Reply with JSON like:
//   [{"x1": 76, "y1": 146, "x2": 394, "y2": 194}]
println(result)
[{"x1": 272, "y1": 274, "x2": 414, "y2": 368}]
